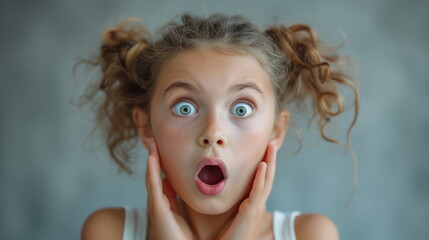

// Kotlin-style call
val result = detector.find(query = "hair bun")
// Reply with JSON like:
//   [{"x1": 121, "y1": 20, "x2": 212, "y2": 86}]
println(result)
[{"x1": 99, "y1": 18, "x2": 150, "y2": 90}]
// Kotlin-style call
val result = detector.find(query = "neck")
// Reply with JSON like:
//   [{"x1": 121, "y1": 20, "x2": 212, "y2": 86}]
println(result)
[{"x1": 180, "y1": 199, "x2": 239, "y2": 240}]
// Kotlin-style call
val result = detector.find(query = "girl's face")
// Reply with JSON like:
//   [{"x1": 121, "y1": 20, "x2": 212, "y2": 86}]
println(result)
[{"x1": 144, "y1": 48, "x2": 284, "y2": 215}]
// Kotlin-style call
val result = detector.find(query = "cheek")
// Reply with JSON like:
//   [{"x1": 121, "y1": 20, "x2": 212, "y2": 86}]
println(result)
[
  {"x1": 231, "y1": 120, "x2": 273, "y2": 178},
  {"x1": 228, "y1": 119, "x2": 273, "y2": 195},
  {"x1": 158, "y1": 125, "x2": 188, "y2": 151},
  {"x1": 237, "y1": 116, "x2": 273, "y2": 157},
  {"x1": 241, "y1": 130, "x2": 269, "y2": 150},
  {"x1": 151, "y1": 118, "x2": 195, "y2": 171},
  {"x1": 237, "y1": 130, "x2": 270, "y2": 168}
]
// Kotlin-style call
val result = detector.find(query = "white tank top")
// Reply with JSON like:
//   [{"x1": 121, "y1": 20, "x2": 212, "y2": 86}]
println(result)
[{"x1": 122, "y1": 206, "x2": 300, "y2": 240}]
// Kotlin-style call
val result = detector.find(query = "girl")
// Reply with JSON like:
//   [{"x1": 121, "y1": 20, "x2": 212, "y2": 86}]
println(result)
[{"x1": 80, "y1": 12, "x2": 358, "y2": 240}]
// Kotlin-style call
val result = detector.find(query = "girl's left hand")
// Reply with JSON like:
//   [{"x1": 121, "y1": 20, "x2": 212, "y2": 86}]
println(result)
[{"x1": 217, "y1": 143, "x2": 277, "y2": 240}]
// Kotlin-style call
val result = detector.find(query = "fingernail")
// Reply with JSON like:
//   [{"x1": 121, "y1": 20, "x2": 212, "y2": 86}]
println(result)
[
  {"x1": 149, "y1": 139, "x2": 155, "y2": 154},
  {"x1": 270, "y1": 144, "x2": 277, "y2": 153}
]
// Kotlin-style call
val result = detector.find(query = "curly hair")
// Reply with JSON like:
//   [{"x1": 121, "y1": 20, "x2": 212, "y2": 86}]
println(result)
[{"x1": 77, "y1": 13, "x2": 359, "y2": 175}]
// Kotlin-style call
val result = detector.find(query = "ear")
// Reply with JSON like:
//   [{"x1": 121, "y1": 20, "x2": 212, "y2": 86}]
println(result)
[
  {"x1": 270, "y1": 109, "x2": 289, "y2": 149},
  {"x1": 132, "y1": 106, "x2": 154, "y2": 151}
]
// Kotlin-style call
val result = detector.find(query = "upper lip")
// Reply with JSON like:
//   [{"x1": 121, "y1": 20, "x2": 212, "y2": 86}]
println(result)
[{"x1": 194, "y1": 158, "x2": 228, "y2": 180}]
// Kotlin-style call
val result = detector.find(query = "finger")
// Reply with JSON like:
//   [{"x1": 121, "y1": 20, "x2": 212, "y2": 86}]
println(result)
[
  {"x1": 145, "y1": 139, "x2": 156, "y2": 191},
  {"x1": 247, "y1": 161, "x2": 267, "y2": 207},
  {"x1": 145, "y1": 158, "x2": 152, "y2": 209},
  {"x1": 146, "y1": 140, "x2": 164, "y2": 204},
  {"x1": 145, "y1": 154, "x2": 155, "y2": 213},
  {"x1": 148, "y1": 155, "x2": 164, "y2": 200},
  {"x1": 262, "y1": 143, "x2": 277, "y2": 201},
  {"x1": 145, "y1": 140, "x2": 155, "y2": 191},
  {"x1": 145, "y1": 143, "x2": 153, "y2": 194},
  {"x1": 149, "y1": 139, "x2": 160, "y2": 160},
  {"x1": 162, "y1": 178, "x2": 180, "y2": 213}
]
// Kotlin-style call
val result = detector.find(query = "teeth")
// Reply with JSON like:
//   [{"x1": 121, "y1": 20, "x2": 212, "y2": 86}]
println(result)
[{"x1": 198, "y1": 165, "x2": 224, "y2": 185}]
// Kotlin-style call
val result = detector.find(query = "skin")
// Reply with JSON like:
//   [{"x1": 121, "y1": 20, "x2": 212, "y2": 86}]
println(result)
[
  {"x1": 81, "y1": 47, "x2": 339, "y2": 240},
  {"x1": 140, "y1": 48, "x2": 287, "y2": 239}
]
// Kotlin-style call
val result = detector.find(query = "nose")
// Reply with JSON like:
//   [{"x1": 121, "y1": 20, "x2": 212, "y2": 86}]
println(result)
[{"x1": 198, "y1": 113, "x2": 227, "y2": 147}]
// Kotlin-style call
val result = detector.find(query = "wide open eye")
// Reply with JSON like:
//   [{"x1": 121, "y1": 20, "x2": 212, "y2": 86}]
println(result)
[
  {"x1": 173, "y1": 101, "x2": 198, "y2": 116},
  {"x1": 231, "y1": 102, "x2": 253, "y2": 118}
]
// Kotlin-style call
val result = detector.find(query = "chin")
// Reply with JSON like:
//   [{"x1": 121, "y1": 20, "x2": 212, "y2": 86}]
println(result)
[
  {"x1": 180, "y1": 192, "x2": 238, "y2": 216},
  {"x1": 194, "y1": 203, "x2": 233, "y2": 216}
]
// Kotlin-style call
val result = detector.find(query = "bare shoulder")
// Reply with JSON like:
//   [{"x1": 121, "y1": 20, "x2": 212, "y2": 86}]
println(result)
[
  {"x1": 294, "y1": 213, "x2": 339, "y2": 240},
  {"x1": 81, "y1": 207, "x2": 125, "y2": 240}
]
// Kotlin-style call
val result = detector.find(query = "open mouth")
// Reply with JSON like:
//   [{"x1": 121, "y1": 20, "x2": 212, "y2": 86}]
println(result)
[
  {"x1": 198, "y1": 165, "x2": 225, "y2": 185},
  {"x1": 194, "y1": 158, "x2": 227, "y2": 195}
]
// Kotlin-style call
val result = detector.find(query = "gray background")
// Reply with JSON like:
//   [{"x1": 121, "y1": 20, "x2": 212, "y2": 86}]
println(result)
[{"x1": 1, "y1": 0, "x2": 428, "y2": 239}]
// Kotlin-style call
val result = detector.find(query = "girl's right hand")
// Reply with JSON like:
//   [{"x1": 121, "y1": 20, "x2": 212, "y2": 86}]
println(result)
[{"x1": 145, "y1": 140, "x2": 193, "y2": 240}]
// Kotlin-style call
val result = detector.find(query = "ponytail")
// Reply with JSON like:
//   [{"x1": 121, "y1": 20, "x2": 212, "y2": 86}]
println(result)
[
  {"x1": 78, "y1": 18, "x2": 152, "y2": 174},
  {"x1": 265, "y1": 24, "x2": 359, "y2": 146},
  {"x1": 266, "y1": 24, "x2": 359, "y2": 212}
]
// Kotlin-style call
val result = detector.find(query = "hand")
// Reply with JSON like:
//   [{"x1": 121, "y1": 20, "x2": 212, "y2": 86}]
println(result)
[
  {"x1": 145, "y1": 140, "x2": 193, "y2": 240},
  {"x1": 217, "y1": 143, "x2": 277, "y2": 240}
]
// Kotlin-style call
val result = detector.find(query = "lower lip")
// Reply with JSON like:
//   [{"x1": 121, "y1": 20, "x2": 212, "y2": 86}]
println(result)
[{"x1": 195, "y1": 177, "x2": 226, "y2": 195}]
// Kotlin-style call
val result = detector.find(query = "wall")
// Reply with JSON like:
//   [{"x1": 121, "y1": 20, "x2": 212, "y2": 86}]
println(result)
[{"x1": 1, "y1": 0, "x2": 428, "y2": 239}]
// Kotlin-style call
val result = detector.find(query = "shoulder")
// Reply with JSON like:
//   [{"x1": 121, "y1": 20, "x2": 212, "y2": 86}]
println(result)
[
  {"x1": 81, "y1": 207, "x2": 125, "y2": 240},
  {"x1": 294, "y1": 213, "x2": 339, "y2": 240}
]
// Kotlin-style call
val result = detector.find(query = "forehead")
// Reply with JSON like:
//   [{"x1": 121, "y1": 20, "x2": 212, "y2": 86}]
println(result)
[{"x1": 155, "y1": 47, "x2": 273, "y2": 94}]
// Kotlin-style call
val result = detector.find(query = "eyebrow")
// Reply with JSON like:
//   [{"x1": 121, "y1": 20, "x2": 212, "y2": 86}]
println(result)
[
  {"x1": 230, "y1": 82, "x2": 264, "y2": 95},
  {"x1": 163, "y1": 82, "x2": 198, "y2": 97},
  {"x1": 163, "y1": 81, "x2": 264, "y2": 97}
]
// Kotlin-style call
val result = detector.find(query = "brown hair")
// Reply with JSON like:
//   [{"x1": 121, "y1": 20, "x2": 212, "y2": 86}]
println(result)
[{"x1": 77, "y1": 13, "x2": 359, "y2": 175}]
